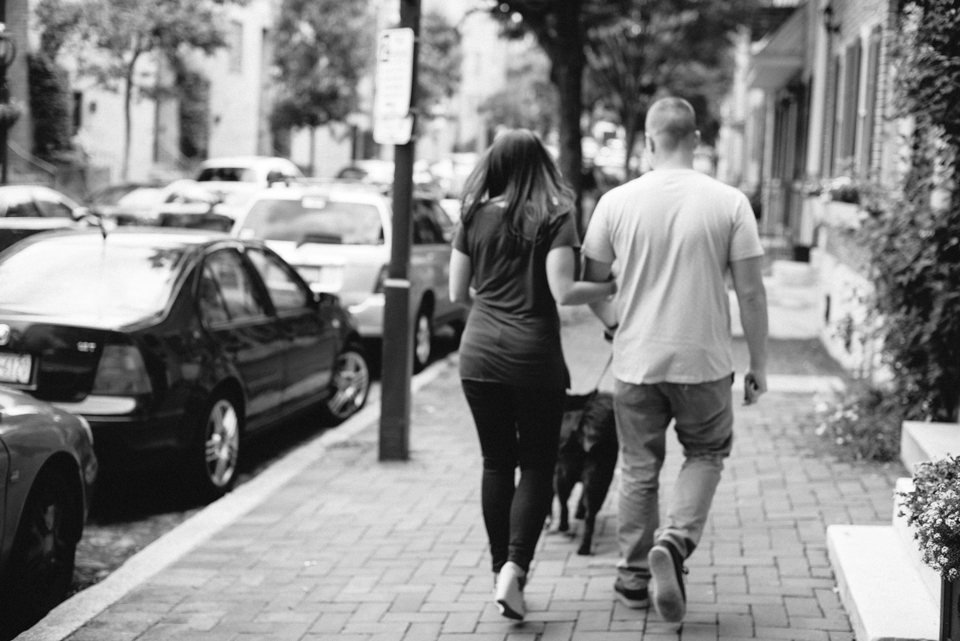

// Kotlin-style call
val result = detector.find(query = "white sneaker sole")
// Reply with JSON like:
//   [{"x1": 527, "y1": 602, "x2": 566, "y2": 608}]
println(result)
[
  {"x1": 649, "y1": 546, "x2": 685, "y2": 623},
  {"x1": 495, "y1": 562, "x2": 525, "y2": 620}
]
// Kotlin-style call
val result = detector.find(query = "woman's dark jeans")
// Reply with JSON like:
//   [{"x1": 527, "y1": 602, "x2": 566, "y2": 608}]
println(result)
[{"x1": 461, "y1": 380, "x2": 565, "y2": 574}]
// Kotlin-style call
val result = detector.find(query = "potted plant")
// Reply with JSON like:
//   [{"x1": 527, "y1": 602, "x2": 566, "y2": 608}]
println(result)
[{"x1": 899, "y1": 455, "x2": 960, "y2": 640}]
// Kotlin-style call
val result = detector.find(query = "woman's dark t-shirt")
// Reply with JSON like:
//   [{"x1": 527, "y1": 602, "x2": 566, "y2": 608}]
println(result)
[{"x1": 453, "y1": 200, "x2": 579, "y2": 389}]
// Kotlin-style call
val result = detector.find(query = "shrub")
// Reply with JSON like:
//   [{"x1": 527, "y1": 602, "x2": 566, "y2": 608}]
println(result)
[
  {"x1": 814, "y1": 382, "x2": 903, "y2": 462},
  {"x1": 28, "y1": 53, "x2": 74, "y2": 162}
]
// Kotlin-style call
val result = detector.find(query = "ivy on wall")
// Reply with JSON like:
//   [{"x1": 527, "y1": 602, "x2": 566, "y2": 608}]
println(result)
[
  {"x1": 860, "y1": 0, "x2": 960, "y2": 421},
  {"x1": 28, "y1": 54, "x2": 74, "y2": 162}
]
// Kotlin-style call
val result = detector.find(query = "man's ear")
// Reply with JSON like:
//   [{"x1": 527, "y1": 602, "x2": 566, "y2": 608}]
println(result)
[
  {"x1": 645, "y1": 134, "x2": 656, "y2": 154},
  {"x1": 692, "y1": 130, "x2": 702, "y2": 147}
]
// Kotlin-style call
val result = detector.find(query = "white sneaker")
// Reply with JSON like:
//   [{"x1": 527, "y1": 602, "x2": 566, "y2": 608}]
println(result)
[{"x1": 494, "y1": 561, "x2": 526, "y2": 620}]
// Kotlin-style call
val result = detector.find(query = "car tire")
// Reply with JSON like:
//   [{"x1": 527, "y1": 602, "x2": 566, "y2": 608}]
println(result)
[
  {"x1": 413, "y1": 305, "x2": 433, "y2": 374},
  {"x1": 3, "y1": 469, "x2": 81, "y2": 627},
  {"x1": 191, "y1": 391, "x2": 243, "y2": 501},
  {"x1": 321, "y1": 343, "x2": 371, "y2": 425}
]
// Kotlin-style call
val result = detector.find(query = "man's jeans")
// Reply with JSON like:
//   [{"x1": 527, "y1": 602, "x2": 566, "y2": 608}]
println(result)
[{"x1": 613, "y1": 375, "x2": 734, "y2": 589}]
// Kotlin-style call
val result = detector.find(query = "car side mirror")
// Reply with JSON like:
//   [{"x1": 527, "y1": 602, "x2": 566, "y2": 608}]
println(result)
[{"x1": 313, "y1": 291, "x2": 340, "y2": 308}]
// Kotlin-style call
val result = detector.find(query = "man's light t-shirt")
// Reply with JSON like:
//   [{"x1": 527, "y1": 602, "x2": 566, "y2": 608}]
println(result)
[{"x1": 582, "y1": 168, "x2": 764, "y2": 385}]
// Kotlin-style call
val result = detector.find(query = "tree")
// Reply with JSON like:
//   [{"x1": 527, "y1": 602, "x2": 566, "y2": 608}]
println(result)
[
  {"x1": 585, "y1": 3, "x2": 742, "y2": 179},
  {"x1": 74, "y1": 0, "x2": 233, "y2": 180},
  {"x1": 417, "y1": 10, "x2": 462, "y2": 119},
  {"x1": 270, "y1": 0, "x2": 372, "y2": 173},
  {"x1": 487, "y1": 0, "x2": 632, "y2": 220},
  {"x1": 479, "y1": 47, "x2": 557, "y2": 138}
]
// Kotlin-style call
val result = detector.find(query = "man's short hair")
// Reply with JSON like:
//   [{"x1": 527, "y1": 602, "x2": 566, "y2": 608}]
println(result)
[{"x1": 645, "y1": 98, "x2": 697, "y2": 152}]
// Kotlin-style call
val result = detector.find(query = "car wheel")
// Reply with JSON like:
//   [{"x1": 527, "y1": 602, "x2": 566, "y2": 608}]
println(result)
[
  {"x1": 4, "y1": 470, "x2": 80, "y2": 625},
  {"x1": 413, "y1": 306, "x2": 433, "y2": 373},
  {"x1": 322, "y1": 344, "x2": 371, "y2": 424},
  {"x1": 192, "y1": 392, "x2": 242, "y2": 500}
]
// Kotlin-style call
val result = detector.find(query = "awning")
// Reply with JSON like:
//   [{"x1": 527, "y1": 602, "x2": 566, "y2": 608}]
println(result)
[{"x1": 749, "y1": 4, "x2": 807, "y2": 90}]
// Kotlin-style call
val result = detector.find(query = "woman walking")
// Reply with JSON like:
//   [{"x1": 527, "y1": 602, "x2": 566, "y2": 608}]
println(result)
[{"x1": 449, "y1": 129, "x2": 615, "y2": 620}]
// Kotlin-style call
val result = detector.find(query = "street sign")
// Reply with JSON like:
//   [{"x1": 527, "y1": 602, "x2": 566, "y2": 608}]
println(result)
[
  {"x1": 374, "y1": 28, "x2": 415, "y2": 119},
  {"x1": 374, "y1": 115, "x2": 415, "y2": 146}
]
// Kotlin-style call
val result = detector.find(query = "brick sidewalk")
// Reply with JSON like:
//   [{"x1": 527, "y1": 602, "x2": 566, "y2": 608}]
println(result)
[{"x1": 45, "y1": 353, "x2": 902, "y2": 641}]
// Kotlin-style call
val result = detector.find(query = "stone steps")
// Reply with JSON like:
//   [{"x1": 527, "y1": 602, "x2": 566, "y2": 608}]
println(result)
[{"x1": 828, "y1": 420, "x2": 959, "y2": 640}]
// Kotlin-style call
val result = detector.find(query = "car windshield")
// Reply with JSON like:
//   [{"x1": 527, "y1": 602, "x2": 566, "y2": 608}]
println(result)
[
  {"x1": 240, "y1": 198, "x2": 383, "y2": 245},
  {"x1": 0, "y1": 236, "x2": 187, "y2": 327},
  {"x1": 197, "y1": 167, "x2": 256, "y2": 182}
]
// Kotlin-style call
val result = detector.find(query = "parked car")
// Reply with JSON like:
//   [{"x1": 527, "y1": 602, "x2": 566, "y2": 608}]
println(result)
[
  {"x1": 335, "y1": 159, "x2": 442, "y2": 198},
  {"x1": 196, "y1": 156, "x2": 304, "y2": 221},
  {"x1": 0, "y1": 386, "x2": 97, "y2": 628},
  {"x1": 0, "y1": 185, "x2": 88, "y2": 253},
  {"x1": 0, "y1": 228, "x2": 369, "y2": 500},
  {"x1": 233, "y1": 184, "x2": 464, "y2": 372},
  {"x1": 85, "y1": 179, "x2": 228, "y2": 230}
]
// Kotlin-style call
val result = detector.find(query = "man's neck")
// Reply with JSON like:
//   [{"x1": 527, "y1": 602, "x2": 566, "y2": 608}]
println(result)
[{"x1": 652, "y1": 155, "x2": 694, "y2": 170}]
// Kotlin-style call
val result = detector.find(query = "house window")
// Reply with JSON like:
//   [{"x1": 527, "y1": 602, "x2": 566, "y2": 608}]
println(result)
[
  {"x1": 858, "y1": 28, "x2": 882, "y2": 177},
  {"x1": 228, "y1": 21, "x2": 243, "y2": 73},
  {"x1": 824, "y1": 55, "x2": 841, "y2": 177},
  {"x1": 838, "y1": 39, "x2": 862, "y2": 168}
]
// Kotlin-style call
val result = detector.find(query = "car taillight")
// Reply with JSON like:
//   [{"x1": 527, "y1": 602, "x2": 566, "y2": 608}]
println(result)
[
  {"x1": 91, "y1": 345, "x2": 153, "y2": 395},
  {"x1": 373, "y1": 265, "x2": 389, "y2": 294}
]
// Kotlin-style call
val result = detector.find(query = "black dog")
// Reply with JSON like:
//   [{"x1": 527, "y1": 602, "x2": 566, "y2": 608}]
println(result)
[{"x1": 553, "y1": 390, "x2": 618, "y2": 555}]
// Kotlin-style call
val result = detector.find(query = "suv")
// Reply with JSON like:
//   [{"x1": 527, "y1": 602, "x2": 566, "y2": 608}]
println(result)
[{"x1": 232, "y1": 183, "x2": 463, "y2": 372}]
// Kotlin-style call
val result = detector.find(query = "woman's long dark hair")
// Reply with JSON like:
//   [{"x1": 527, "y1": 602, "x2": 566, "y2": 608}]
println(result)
[{"x1": 460, "y1": 129, "x2": 574, "y2": 256}]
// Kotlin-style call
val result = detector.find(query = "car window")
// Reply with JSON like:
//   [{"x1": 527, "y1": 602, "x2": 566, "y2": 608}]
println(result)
[
  {"x1": 2, "y1": 191, "x2": 40, "y2": 217},
  {"x1": 202, "y1": 250, "x2": 267, "y2": 321},
  {"x1": 0, "y1": 236, "x2": 185, "y2": 326},
  {"x1": 246, "y1": 248, "x2": 310, "y2": 311},
  {"x1": 413, "y1": 201, "x2": 444, "y2": 245},
  {"x1": 34, "y1": 195, "x2": 74, "y2": 218},
  {"x1": 197, "y1": 167, "x2": 256, "y2": 182},
  {"x1": 239, "y1": 198, "x2": 384, "y2": 245},
  {"x1": 197, "y1": 265, "x2": 231, "y2": 325}
]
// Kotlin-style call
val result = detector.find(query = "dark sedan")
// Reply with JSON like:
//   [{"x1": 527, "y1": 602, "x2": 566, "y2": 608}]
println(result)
[{"x1": 0, "y1": 229, "x2": 370, "y2": 500}]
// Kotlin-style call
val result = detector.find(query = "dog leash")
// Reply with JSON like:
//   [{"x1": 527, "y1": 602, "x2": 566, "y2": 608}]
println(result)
[{"x1": 589, "y1": 351, "x2": 614, "y2": 392}]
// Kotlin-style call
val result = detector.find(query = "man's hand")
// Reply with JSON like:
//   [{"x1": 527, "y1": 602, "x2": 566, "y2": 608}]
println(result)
[{"x1": 743, "y1": 370, "x2": 767, "y2": 405}]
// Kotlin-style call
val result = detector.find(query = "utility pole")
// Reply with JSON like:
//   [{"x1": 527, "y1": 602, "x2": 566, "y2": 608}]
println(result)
[{"x1": 378, "y1": 0, "x2": 420, "y2": 461}]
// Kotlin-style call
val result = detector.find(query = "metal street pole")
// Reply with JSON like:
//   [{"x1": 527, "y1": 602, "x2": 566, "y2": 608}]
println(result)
[
  {"x1": 0, "y1": 0, "x2": 7, "y2": 186},
  {"x1": 379, "y1": 0, "x2": 420, "y2": 461}
]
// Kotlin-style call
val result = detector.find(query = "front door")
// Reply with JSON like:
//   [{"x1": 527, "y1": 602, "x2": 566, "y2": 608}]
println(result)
[{"x1": 197, "y1": 249, "x2": 286, "y2": 430}]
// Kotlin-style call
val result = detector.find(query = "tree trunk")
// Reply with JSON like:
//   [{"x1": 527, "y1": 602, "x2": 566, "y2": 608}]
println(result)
[
  {"x1": 122, "y1": 53, "x2": 140, "y2": 182},
  {"x1": 623, "y1": 111, "x2": 638, "y2": 180},
  {"x1": 550, "y1": 0, "x2": 586, "y2": 234},
  {"x1": 308, "y1": 126, "x2": 316, "y2": 177}
]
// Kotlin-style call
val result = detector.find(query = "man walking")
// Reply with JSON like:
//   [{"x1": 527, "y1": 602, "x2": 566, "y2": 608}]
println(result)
[{"x1": 581, "y1": 97, "x2": 769, "y2": 623}]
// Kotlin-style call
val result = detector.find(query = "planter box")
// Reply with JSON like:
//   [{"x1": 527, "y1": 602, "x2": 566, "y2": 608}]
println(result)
[{"x1": 943, "y1": 575, "x2": 960, "y2": 641}]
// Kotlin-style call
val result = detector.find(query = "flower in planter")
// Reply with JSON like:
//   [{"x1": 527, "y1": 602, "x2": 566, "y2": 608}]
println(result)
[{"x1": 899, "y1": 455, "x2": 960, "y2": 580}]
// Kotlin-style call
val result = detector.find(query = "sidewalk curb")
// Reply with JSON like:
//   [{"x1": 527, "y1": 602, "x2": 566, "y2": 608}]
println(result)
[{"x1": 16, "y1": 360, "x2": 453, "y2": 641}]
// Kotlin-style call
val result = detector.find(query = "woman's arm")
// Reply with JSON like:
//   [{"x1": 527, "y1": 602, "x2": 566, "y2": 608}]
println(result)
[
  {"x1": 449, "y1": 248, "x2": 473, "y2": 307},
  {"x1": 546, "y1": 246, "x2": 616, "y2": 306}
]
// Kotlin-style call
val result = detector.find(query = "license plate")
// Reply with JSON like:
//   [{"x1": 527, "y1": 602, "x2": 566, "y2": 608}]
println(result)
[
  {"x1": 297, "y1": 265, "x2": 343, "y2": 290},
  {"x1": 0, "y1": 352, "x2": 32, "y2": 385}
]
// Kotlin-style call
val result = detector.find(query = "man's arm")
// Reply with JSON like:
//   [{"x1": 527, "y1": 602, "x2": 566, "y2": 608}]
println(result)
[
  {"x1": 583, "y1": 256, "x2": 618, "y2": 330},
  {"x1": 730, "y1": 256, "x2": 769, "y2": 403}
]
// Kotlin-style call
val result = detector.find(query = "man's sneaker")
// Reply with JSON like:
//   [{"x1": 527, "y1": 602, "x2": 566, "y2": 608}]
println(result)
[
  {"x1": 648, "y1": 539, "x2": 688, "y2": 623},
  {"x1": 613, "y1": 578, "x2": 649, "y2": 609}
]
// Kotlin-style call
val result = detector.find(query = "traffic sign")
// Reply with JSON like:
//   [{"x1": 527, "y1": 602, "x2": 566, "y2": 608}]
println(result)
[{"x1": 374, "y1": 28, "x2": 415, "y2": 119}]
